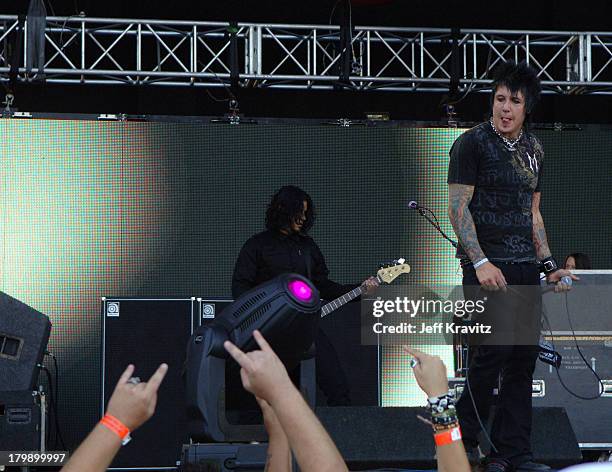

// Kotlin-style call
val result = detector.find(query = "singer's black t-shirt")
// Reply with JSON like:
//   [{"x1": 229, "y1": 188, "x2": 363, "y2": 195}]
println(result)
[{"x1": 447, "y1": 122, "x2": 544, "y2": 262}]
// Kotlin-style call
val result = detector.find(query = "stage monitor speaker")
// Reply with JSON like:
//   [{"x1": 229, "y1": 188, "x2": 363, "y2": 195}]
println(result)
[
  {"x1": 530, "y1": 407, "x2": 582, "y2": 466},
  {"x1": 101, "y1": 297, "x2": 197, "y2": 469},
  {"x1": 313, "y1": 406, "x2": 580, "y2": 470},
  {"x1": 0, "y1": 291, "x2": 51, "y2": 391},
  {"x1": 475, "y1": 406, "x2": 581, "y2": 467},
  {"x1": 316, "y1": 406, "x2": 436, "y2": 469}
]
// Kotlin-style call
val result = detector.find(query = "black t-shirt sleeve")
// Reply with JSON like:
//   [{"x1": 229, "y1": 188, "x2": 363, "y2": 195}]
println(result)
[
  {"x1": 448, "y1": 131, "x2": 479, "y2": 186},
  {"x1": 310, "y1": 241, "x2": 360, "y2": 301},
  {"x1": 231, "y1": 237, "x2": 259, "y2": 299}
]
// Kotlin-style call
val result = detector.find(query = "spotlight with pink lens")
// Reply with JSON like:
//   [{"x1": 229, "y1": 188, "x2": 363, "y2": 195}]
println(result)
[{"x1": 288, "y1": 279, "x2": 313, "y2": 302}]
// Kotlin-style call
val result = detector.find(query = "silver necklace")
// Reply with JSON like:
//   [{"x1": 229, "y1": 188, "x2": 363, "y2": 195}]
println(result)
[{"x1": 489, "y1": 119, "x2": 523, "y2": 151}]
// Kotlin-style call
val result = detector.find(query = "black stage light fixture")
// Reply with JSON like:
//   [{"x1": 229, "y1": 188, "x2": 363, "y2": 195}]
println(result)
[{"x1": 185, "y1": 273, "x2": 321, "y2": 442}]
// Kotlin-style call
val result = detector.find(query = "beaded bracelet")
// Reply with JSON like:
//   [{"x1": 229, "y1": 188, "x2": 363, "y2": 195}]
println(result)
[
  {"x1": 431, "y1": 412, "x2": 459, "y2": 426},
  {"x1": 426, "y1": 391, "x2": 456, "y2": 413},
  {"x1": 433, "y1": 421, "x2": 460, "y2": 433}
]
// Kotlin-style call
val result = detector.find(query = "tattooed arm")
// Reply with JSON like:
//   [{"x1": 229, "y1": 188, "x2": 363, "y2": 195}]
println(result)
[
  {"x1": 448, "y1": 184, "x2": 507, "y2": 290},
  {"x1": 532, "y1": 192, "x2": 578, "y2": 290},
  {"x1": 447, "y1": 184, "x2": 485, "y2": 263},
  {"x1": 531, "y1": 192, "x2": 552, "y2": 260}
]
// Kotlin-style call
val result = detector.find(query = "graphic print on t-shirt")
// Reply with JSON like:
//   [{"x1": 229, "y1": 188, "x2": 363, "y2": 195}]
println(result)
[{"x1": 447, "y1": 122, "x2": 544, "y2": 262}]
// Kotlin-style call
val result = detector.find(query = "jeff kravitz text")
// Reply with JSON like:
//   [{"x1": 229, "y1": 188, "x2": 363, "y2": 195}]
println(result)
[
  {"x1": 372, "y1": 321, "x2": 492, "y2": 334},
  {"x1": 369, "y1": 295, "x2": 491, "y2": 336}
]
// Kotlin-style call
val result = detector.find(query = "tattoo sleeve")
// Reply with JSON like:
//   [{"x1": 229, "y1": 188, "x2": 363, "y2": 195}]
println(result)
[
  {"x1": 532, "y1": 192, "x2": 552, "y2": 260},
  {"x1": 448, "y1": 184, "x2": 486, "y2": 263}
]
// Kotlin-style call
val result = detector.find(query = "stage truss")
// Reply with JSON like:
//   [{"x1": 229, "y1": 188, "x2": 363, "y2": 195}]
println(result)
[{"x1": 1, "y1": 15, "x2": 612, "y2": 94}]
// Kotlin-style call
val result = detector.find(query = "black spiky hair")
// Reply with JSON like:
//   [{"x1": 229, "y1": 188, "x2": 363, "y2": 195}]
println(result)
[{"x1": 490, "y1": 61, "x2": 542, "y2": 115}]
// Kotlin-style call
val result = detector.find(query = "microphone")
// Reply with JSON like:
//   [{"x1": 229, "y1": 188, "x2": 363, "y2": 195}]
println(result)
[
  {"x1": 407, "y1": 200, "x2": 458, "y2": 249},
  {"x1": 538, "y1": 337, "x2": 562, "y2": 368}
]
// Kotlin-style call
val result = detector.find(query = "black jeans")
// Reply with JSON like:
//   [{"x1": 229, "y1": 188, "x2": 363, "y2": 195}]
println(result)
[
  {"x1": 456, "y1": 262, "x2": 541, "y2": 465},
  {"x1": 315, "y1": 329, "x2": 351, "y2": 406}
]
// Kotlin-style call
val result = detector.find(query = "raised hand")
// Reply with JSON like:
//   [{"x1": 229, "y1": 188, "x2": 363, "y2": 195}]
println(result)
[
  {"x1": 403, "y1": 346, "x2": 449, "y2": 398},
  {"x1": 105, "y1": 363, "x2": 168, "y2": 431},
  {"x1": 224, "y1": 330, "x2": 294, "y2": 405}
]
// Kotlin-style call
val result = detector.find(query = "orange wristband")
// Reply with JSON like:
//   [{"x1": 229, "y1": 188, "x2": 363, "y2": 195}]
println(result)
[
  {"x1": 434, "y1": 426, "x2": 462, "y2": 446},
  {"x1": 100, "y1": 414, "x2": 131, "y2": 445}
]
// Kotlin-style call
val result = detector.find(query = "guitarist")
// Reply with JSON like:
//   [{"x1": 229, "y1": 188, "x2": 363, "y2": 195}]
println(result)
[{"x1": 232, "y1": 185, "x2": 378, "y2": 405}]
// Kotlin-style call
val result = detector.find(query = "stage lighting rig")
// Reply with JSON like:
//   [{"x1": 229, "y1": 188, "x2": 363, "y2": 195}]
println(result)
[{"x1": 185, "y1": 273, "x2": 321, "y2": 442}]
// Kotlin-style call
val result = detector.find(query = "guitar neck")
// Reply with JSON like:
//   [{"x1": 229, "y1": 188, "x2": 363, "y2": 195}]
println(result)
[{"x1": 320, "y1": 275, "x2": 380, "y2": 318}]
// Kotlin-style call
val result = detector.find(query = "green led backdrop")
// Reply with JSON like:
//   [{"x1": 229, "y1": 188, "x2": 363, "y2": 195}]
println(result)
[
  {"x1": 1, "y1": 119, "x2": 611, "y2": 446},
  {"x1": 381, "y1": 128, "x2": 463, "y2": 407}
]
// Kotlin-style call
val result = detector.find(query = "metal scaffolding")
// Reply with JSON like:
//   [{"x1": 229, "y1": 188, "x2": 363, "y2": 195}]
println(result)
[{"x1": 1, "y1": 15, "x2": 612, "y2": 94}]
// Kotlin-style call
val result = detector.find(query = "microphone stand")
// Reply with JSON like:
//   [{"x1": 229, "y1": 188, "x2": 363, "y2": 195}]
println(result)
[{"x1": 410, "y1": 203, "x2": 468, "y2": 375}]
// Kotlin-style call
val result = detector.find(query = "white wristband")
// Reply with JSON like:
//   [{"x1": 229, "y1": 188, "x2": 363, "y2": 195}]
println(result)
[{"x1": 473, "y1": 258, "x2": 489, "y2": 269}]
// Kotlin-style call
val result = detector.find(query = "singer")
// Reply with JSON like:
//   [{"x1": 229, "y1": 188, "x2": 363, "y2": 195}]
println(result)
[{"x1": 447, "y1": 61, "x2": 577, "y2": 472}]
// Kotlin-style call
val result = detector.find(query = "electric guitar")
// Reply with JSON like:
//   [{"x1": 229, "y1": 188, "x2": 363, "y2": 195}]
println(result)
[{"x1": 320, "y1": 258, "x2": 411, "y2": 319}]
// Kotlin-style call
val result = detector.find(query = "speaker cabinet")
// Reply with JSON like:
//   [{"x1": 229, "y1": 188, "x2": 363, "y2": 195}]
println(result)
[
  {"x1": 316, "y1": 406, "x2": 435, "y2": 469},
  {"x1": 196, "y1": 298, "x2": 233, "y2": 326},
  {"x1": 0, "y1": 292, "x2": 51, "y2": 391},
  {"x1": 101, "y1": 297, "x2": 197, "y2": 469},
  {"x1": 0, "y1": 391, "x2": 44, "y2": 450},
  {"x1": 314, "y1": 406, "x2": 580, "y2": 470}
]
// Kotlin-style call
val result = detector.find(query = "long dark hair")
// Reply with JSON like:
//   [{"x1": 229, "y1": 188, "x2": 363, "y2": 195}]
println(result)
[
  {"x1": 563, "y1": 252, "x2": 592, "y2": 270},
  {"x1": 265, "y1": 186, "x2": 316, "y2": 234},
  {"x1": 490, "y1": 61, "x2": 541, "y2": 119}
]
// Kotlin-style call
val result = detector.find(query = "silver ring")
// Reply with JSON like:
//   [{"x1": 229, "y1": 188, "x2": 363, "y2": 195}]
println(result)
[
  {"x1": 410, "y1": 359, "x2": 419, "y2": 368},
  {"x1": 127, "y1": 376, "x2": 141, "y2": 385}
]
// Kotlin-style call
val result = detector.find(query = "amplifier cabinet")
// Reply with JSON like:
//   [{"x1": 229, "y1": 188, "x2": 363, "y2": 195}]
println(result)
[
  {"x1": 196, "y1": 298, "x2": 233, "y2": 326},
  {"x1": 101, "y1": 297, "x2": 197, "y2": 469}
]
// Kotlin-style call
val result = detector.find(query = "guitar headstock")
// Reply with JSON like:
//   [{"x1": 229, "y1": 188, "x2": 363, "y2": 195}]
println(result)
[{"x1": 377, "y1": 258, "x2": 411, "y2": 284}]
